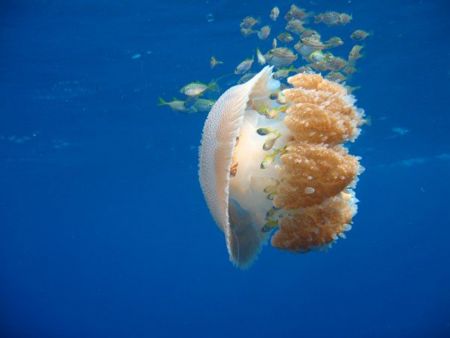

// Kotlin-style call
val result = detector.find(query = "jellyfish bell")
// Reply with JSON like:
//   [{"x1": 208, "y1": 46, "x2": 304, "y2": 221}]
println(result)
[
  {"x1": 199, "y1": 66, "x2": 364, "y2": 268},
  {"x1": 199, "y1": 67, "x2": 277, "y2": 267}
]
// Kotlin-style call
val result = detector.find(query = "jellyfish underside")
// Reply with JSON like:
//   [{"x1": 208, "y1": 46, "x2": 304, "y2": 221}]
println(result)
[{"x1": 227, "y1": 71, "x2": 363, "y2": 266}]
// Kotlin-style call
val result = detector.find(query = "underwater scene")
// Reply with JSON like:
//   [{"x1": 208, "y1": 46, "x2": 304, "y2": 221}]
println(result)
[{"x1": 1, "y1": 0, "x2": 449, "y2": 337}]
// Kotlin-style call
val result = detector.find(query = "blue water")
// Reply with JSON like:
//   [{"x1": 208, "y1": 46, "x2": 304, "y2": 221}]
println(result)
[{"x1": 1, "y1": 0, "x2": 449, "y2": 337}]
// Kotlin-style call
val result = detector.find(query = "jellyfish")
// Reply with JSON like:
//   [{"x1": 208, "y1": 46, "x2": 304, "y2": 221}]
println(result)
[{"x1": 199, "y1": 66, "x2": 364, "y2": 268}]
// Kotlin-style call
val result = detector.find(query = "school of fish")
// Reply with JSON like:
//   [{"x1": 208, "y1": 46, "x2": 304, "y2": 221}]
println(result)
[{"x1": 159, "y1": 4, "x2": 370, "y2": 113}]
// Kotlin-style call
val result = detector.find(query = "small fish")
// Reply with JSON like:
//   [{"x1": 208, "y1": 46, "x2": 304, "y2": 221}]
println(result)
[
  {"x1": 325, "y1": 72, "x2": 346, "y2": 83},
  {"x1": 310, "y1": 54, "x2": 347, "y2": 72},
  {"x1": 158, "y1": 97, "x2": 187, "y2": 112},
  {"x1": 276, "y1": 91, "x2": 287, "y2": 104},
  {"x1": 261, "y1": 220, "x2": 278, "y2": 233},
  {"x1": 260, "y1": 127, "x2": 278, "y2": 136},
  {"x1": 240, "y1": 27, "x2": 256, "y2": 37},
  {"x1": 238, "y1": 72, "x2": 256, "y2": 84},
  {"x1": 180, "y1": 81, "x2": 214, "y2": 97},
  {"x1": 260, "y1": 147, "x2": 284, "y2": 169},
  {"x1": 240, "y1": 16, "x2": 258, "y2": 29},
  {"x1": 273, "y1": 65, "x2": 297, "y2": 80},
  {"x1": 285, "y1": 19, "x2": 306, "y2": 35},
  {"x1": 257, "y1": 127, "x2": 273, "y2": 136},
  {"x1": 326, "y1": 56, "x2": 347, "y2": 71},
  {"x1": 301, "y1": 29, "x2": 321, "y2": 40},
  {"x1": 234, "y1": 57, "x2": 254, "y2": 75},
  {"x1": 343, "y1": 65, "x2": 357, "y2": 75},
  {"x1": 296, "y1": 44, "x2": 316, "y2": 57},
  {"x1": 270, "y1": 6, "x2": 280, "y2": 21},
  {"x1": 210, "y1": 56, "x2": 223, "y2": 69},
  {"x1": 309, "y1": 61, "x2": 328, "y2": 72},
  {"x1": 255, "y1": 104, "x2": 286, "y2": 119},
  {"x1": 256, "y1": 48, "x2": 266, "y2": 65},
  {"x1": 266, "y1": 48, "x2": 298, "y2": 67},
  {"x1": 257, "y1": 25, "x2": 271, "y2": 40},
  {"x1": 265, "y1": 206, "x2": 280, "y2": 219},
  {"x1": 308, "y1": 50, "x2": 326, "y2": 63},
  {"x1": 268, "y1": 107, "x2": 286, "y2": 119},
  {"x1": 263, "y1": 135, "x2": 279, "y2": 151},
  {"x1": 190, "y1": 98, "x2": 216, "y2": 113},
  {"x1": 325, "y1": 36, "x2": 344, "y2": 48},
  {"x1": 293, "y1": 41, "x2": 303, "y2": 53},
  {"x1": 261, "y1": 153, "x2": 275, "y2": 169},
  {"x1": 351, "y1": 29, "x2": 370, "y2": 41},
  {"x1": 296, "y1": 65, "x2": 314, "y2": 74},
  {"x1": 348, "y1": 45, "x2": 364, "y2": 63},
  {"x1": 284, "y1": 4, "x2": 309, "y2": 21},
  {"x1": 277, "y1": 32, "x2": 294, "y2": 44},
  {"x1": 272, "y1": 38, "x2": 278, "y2": 49},
  {"x1": 314, "y1": 12, "x2": 338, "y2": 25},
  {"x1": 301, "y1": 36, "x2": 326, "y2": 50},
  {"x1": 339, "y1": 13, "x2": 352, "y2": 25},
  {"x1": 314, "y1": 11, "x2": 352, "y2": 26}
]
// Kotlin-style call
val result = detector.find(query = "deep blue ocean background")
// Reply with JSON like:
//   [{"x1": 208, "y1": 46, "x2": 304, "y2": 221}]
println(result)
[{"x1": 1, "y1": 0, "x2": 449, "y2": 337}]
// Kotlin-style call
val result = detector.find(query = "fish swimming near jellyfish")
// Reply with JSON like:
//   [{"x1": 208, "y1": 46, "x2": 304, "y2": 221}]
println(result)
[
  {"x1": 285, "y1": 19, "x2": 306, "y2": 35},
  {"x1": 265, "y1": 47, "x2": 298, "y2": 67},
  {"x1": 277, "y1": 32, "x2": 294, "y2": 44},
  {"x1": 256, "y1": 48, "x2": 266, "y2": 65},
  {"x1": 351, "y1": 29, "x2": 371, "y2": 41},
  {"x1": 270, "y1": 7, "x2": 280, "y2": 21},
  {"x1": 314, "y1": 11, "x2": 352, "y2": 26},
  {"x1": 199, "y1": 66, "x2": 364, "y2": 268},
  {"x1": 180, "y1": 81, "x2": 218, "y2": 97},
  {"x1": 189, "y1": 98, "x2": 216, "y2": 113},
  {"x1": 158, "y1": 97, "x2": 187, "y2": 112},
  {"x1": 240, "y1": 16, "x2": 258, "y2": 29},
  {"x1": 325, "y1": 36, "x2": 344, "y2": 48},
  {"x1": 284, "y1": 4, "x2": 310, "y2": 21},
  {"x1": 234, "y1": 57, "x2": 254, "y2": 75},
  {"x1": 210, "y1": 56, "x2": 224, "y2": 69},
  {"x1": 257, "y1": 25, "x2": 271, "y2": 40},
  {"x1": 349, "y1": 45, "x2": 364, "y2": 63}
]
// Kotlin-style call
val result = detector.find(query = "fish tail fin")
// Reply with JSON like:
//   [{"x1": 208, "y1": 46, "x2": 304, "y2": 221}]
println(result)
[
  {"x1": 212, "y1": 56, "x2": 223, "y2": 64},
  {"x1": 208, "y1": 81, "x2": 219, "y2": 92},
  {"x1": 158, "y1": 97, "x2": 168, "y2": 106},
  {"x1": 363, "y1": 115, "x2": 372, "y2": 126}
]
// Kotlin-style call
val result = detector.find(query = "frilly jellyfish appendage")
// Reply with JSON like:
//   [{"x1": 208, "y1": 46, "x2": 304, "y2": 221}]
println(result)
[{"x1": 199, "y1": 66, "x2": 364, "y2": 268}]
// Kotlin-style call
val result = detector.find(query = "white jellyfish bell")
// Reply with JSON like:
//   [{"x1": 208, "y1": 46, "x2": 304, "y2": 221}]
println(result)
[{"x1": 199, "y1": 66, "x2": 364, "y2": 268}]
